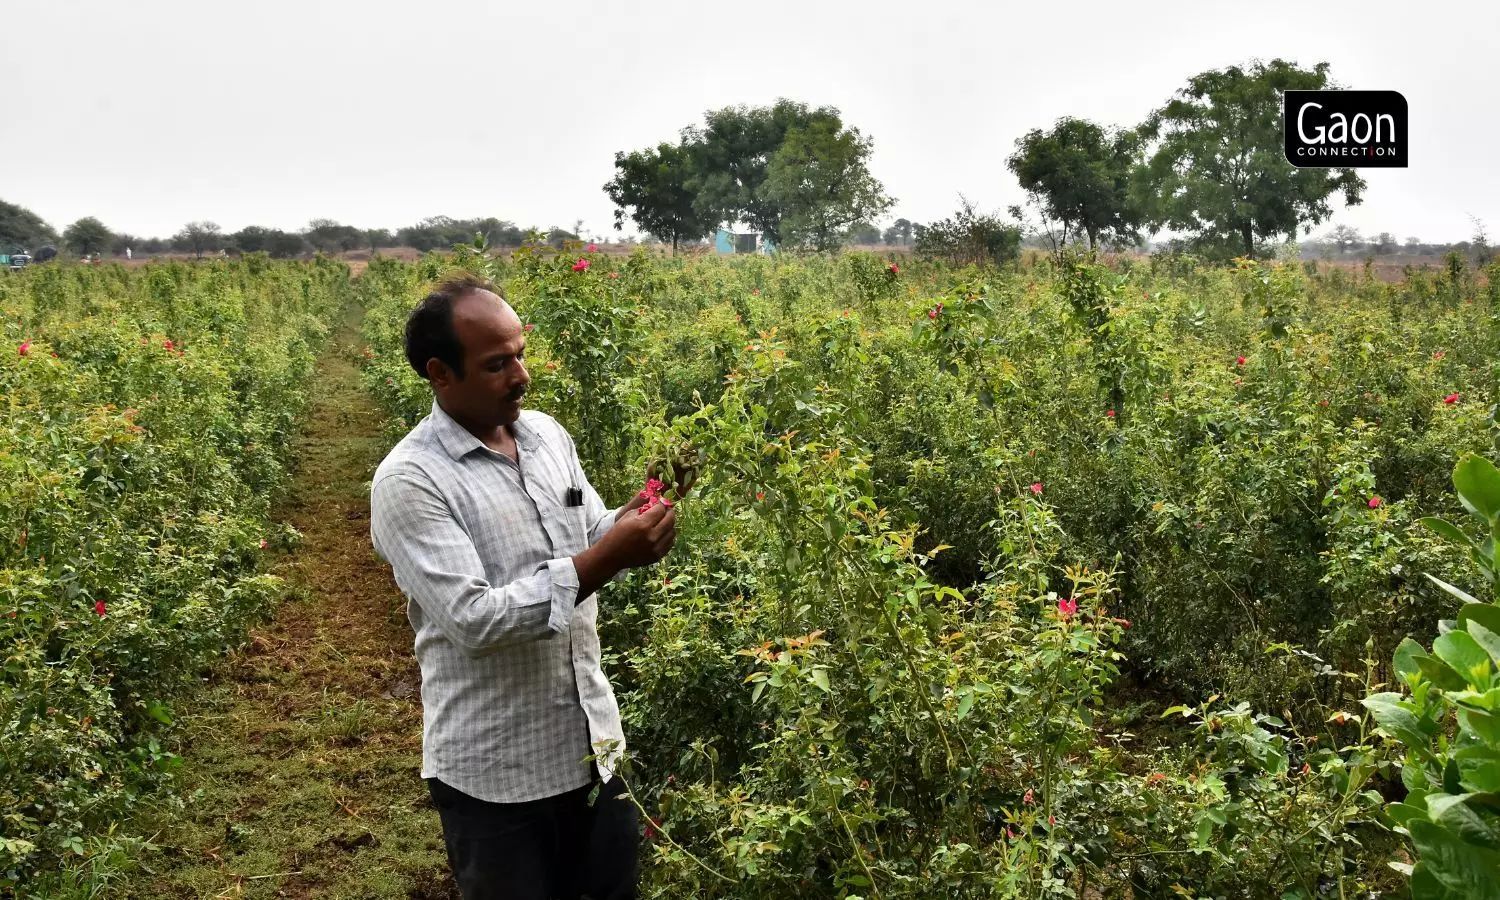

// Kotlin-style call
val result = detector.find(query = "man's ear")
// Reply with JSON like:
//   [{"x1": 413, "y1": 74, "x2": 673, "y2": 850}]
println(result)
[{"x1": 425, "y1": 357, "x2": 453, "y2": 386}]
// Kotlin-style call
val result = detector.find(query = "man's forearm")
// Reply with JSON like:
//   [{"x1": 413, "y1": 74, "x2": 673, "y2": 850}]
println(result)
[{"x1": 573, "y1": 540, "x2": 623, "y2": 603}]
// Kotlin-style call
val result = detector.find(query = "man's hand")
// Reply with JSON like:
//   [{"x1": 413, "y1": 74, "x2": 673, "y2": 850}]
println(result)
[
  {"x1": 573, "y1": 502, "x2": 676, "y2": 602},
  {"x1": 603, "y1": 501, "x2": 677, "y2": 569}
]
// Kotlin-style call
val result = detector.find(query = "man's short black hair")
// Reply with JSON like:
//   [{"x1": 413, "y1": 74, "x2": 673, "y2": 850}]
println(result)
[{"x1": 404, "y1": 272, "x2": 503, "y2": 381}]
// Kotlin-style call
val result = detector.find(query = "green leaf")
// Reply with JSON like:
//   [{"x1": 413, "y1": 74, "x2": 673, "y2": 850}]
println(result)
[
  {"x1": 1461, "y1": 707, "x2": 1500, "y2": 747},
  {"x1": 1427, "y1": 793, "x2": 1500, "y2": 850},
  {"x1": 145, "y1": 699, "x2": 173, "y2": 726},
  {"x1": 1388, "y1": 801, "x2": 1431, "y2": 827},
  {"x1": 1457, "y1": 748, "x2": 1500, "y2": 792},
  {"x1": 955, "y1": 692, "x2": 975, "y2": 721},
  {"x1": 1470, "y1": 622, "x2": 1500, "y2": 666},
  {"x1": 1459, "y1": 604, "x2": 1500, "y2": 638},
  {"x1": 1419, "y1": 655, "x2": 1471, "y2": 692},
  {"x1": 1408, "y1": 820, "x2": 1500, "y2": 898},
  {"x1": 809, "y1": 668, "x2": 830, "y2": 693},
  {"x1": 1435, "y1": 631, "x2": 1494, "y2": 687},
  {"x1": 1423, "y1": 516, "x2": 1477, "y2": 548},
  {"x1": 1397, "y1": 637, "x2": 1430, "y2": 680},
  {"x1": 1454, "y1": 453, "x2": 1500, "y2": 523},
  {"x1": 1363, "y1": 694, "x2": 1434, "y2": 753},
  {"x1": 1410, "y1": 861, "x2": 1466, "y2": 899},
  {"x1": 1426, "y1": 573, "x2": 1482, "y2": 607}
]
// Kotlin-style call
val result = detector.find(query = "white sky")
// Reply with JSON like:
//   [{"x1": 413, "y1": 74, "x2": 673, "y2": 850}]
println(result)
[{"x1": 3, "y1": 0, "x2": 1494, "y2": 243}]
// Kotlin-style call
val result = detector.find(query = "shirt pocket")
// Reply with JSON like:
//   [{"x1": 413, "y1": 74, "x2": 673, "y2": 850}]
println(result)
[{"x1": 557, "y1": 503, "x2": 590, "y2": 556}]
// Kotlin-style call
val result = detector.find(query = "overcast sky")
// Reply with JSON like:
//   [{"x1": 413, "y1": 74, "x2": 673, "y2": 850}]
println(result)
[{"x1": 4, "y1": 0, "x2": 1493, "y2": 244}]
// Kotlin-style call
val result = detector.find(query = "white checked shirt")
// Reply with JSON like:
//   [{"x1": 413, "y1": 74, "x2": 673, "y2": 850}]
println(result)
[{"x1": 370, "y1": 400, "x2": 628, "y2": 803}]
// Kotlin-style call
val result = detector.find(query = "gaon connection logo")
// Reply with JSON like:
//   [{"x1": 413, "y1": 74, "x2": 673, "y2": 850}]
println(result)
[{"x1": 1284, "y1": 90, "x2": 1408, "y2": 168}]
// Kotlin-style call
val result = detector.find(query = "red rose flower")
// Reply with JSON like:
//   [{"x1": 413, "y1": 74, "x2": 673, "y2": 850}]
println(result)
[{"x1": 572, "y1": 259, "x2": 590, "y2": 272}]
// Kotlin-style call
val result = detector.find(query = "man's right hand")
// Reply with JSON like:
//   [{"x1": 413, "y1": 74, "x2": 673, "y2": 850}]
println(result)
[
  {"x1": 603, "y1": 501, "x2": 677, "y2": 569},
  {"x1": 572, "y1": 502, "x2": 676, "y2": 602}
]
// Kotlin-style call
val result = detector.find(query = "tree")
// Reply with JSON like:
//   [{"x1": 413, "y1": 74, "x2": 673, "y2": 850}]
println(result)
[
  {"x1": 1326, "y1": 224, "x2": 1363, "y2": 254},
  {"x1": 603, "y1": 140, "x2": 713, "y2": 252},
  {"x1": 364, "y1": 228, "x2": 393, "y2": 252},
  {"x1": 1007, "y1": 118, "x2": 1143, "y2": 251},
  {"x1": 882, "y1": 217, "x2": 913, "y2": 246},
  {"x1": 762, "y1": 118, "x2": 892, "y2": 252},
  {"x1": 1373, "y1": 231, "x2": 1397, "y2": 255},
  {"x1": 0, "y1": 199, "x2": 58, "y2": 251},
  {"x1": 845, "y1": 222, "x2": 883, "y2": 245},
  {"x1": 914, "y1": 198, "x2": 1022, "y2": 268},
  {"x1": 266, "y1": 231, "x2": 307, "y2": 259},
  {"x1": 1135, "y1": 59, "x2": 1366, "y2": 260},
  {"x1": 62, "y1": 217, "x2": 114, "y2": 256},
  {"x1": 109, "y1": 233, "x2": 139, "y2": 255},
  {"x1": 173, "y1": 221, "x2": 223, "y2": 257},
  {"x1": 685, "y1": 99, "x2": 844, "y2": 245},
  {"x1": 304, "y1": 219, "x2": 363, "y2": 253}
]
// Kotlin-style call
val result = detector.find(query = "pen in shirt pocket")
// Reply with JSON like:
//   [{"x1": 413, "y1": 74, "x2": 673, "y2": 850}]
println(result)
[{"x1": 565, "y1": 484, "x2": 583, "y2": 507}]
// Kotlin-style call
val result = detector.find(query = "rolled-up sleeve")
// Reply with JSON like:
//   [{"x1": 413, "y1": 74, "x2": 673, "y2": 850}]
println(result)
[{"x1": 371, "y1": 471, "x2": 576, "y2": 655}]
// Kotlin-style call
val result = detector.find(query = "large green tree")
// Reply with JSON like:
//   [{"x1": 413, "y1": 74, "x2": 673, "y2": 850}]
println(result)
[
  {"x1": 63, "y1": 217, "x2": 114, "y2": 256},
  {"x1": 762, "y1": 118, "x2": 892, "y2": 252},
  {"x1": 1136, "y1": 59, "x2": 1365, "y2": 260},
  {"x1": 1007, "y1": 118, "x2": 1143, "y2": 251},
  {"x1": 684, "y1": 99, "x2": 844, "y2": 245},
  {"x1": 0, "y1": 199, "x2": 58, "y2": 251},
  {"x1": 603, "y1": 140, "x2": 712, "y2": 251}
]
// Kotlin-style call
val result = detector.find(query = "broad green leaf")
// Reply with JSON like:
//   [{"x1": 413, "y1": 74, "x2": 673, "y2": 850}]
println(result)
[
  {"x1": 1431, "y1": 793, "x2": 1500, "y2": 850},
  {"x1": 1363, "y1": 695, "x2": 1434, "y2": 752},
  {"x1": 1454, "y1": 453, "x2": 1500, "y2": 522},
  {"x1": 955, "y1": 692, "x2": 975, "y2": 721},
  {"x1": 809, "y1": 668, "x2": 830, "y2": 693},
  {"x1": 1435, "y1": 631, "x2": 1494, "y2": 687},
  {"x1": 1419, "y1": 655, "x2": 1471, "y2": 692},
  {"x1": 1470, "y1": 622, "x2": 1500, "y2": 666},
  {"x1": 1388, "y1": 801, "x2": 1430, "y2": 827},
  {"x1": 1410, "y1": 862, "x2": 1466, "y2": 899},
  {"x1": 1457, "y1": 750, "x2": 1500, "y2": 792},
  {"x1": 1459, "y1": 604, "x2": 1500, "y2": 638},
  {"x1": 1426, "y1": 573, "x2": 1482, "y2": 607},
  {"x1": 1423, "y1": 516, "x2": 1476, "y2": 548},
  {"x1": 1408, "y1": 819, "x2": 1500, "y2": 898},
  {"x1": 1396, "y1": 637, "x2": 1430, "y2": 680},
  {"x1": 1461, "y1": 708, "x2": 1500, "y2": 746}
]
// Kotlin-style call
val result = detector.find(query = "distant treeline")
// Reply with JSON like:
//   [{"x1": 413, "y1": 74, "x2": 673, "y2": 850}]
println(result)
[{"x1": 0, "y1": 203, "x2": 607, "y2": 259}]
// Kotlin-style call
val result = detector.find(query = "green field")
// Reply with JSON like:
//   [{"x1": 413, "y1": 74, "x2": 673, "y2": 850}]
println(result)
[{"x1": 4, "y1": 246, "x2": 1499, "y2": 897}]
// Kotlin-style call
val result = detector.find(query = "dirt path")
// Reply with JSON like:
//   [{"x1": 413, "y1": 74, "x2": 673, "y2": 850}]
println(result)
[{"x1": 117, "y1": 305, "x2": 456, "y2": 899}]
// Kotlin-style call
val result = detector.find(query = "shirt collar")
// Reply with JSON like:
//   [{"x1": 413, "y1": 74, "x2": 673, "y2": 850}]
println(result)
[{"x1": 429, "y1": 399, "x2": 540, "y2": 461}]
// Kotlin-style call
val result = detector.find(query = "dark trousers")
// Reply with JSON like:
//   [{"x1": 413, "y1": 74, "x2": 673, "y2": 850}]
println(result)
[{"x1": 427, "y1": 774, "x2": 639, "y2": 900}]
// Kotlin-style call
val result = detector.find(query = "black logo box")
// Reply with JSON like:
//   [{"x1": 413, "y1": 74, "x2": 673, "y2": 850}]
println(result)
[{"x1": 1284, "y1": 90, "x2": 1408, "y2": 168}]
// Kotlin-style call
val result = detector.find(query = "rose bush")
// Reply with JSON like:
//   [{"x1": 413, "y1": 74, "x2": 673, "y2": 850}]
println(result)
[{"x1": 0, "y1": 256, "x2": 348, "y2": 893}]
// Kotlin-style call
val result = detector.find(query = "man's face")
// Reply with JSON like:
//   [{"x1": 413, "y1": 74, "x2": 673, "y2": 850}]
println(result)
[{"x1": 429, "y1": 289, "x2": 531, "y2": 429}]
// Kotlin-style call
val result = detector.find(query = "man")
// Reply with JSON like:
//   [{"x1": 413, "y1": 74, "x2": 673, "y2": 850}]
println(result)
[{"x1": 370, "y1": 272, "x2": 677, "y2": 899}]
